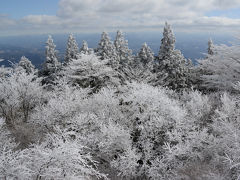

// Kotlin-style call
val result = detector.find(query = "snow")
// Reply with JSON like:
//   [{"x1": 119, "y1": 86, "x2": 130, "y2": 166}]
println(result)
[{"x1": 0, "y1": 23, "x2": 240, "y2": 180}]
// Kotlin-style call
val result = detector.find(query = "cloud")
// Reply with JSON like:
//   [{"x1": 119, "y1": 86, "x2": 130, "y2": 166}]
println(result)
[
  {"x1": 1, "y1": 0, "x2": 240, "y2": 36},
  {"x1": 0, "y1": 14, "x2": 16, "y2": 29},
  {"x1": 212, "y1": 0, "x2": 240, "y2": 9},
  {"x1": 22, "y1": 15, "x2": 61, "y2": 25},
  {"x1": 195, "y1": 16, "x2": 240, "y2": 26},
  {"x1": 55, "y1": 0, "x2": 240, "y2": 32}
]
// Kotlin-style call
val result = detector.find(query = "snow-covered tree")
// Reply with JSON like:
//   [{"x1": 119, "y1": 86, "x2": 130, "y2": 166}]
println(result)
[
  {"x1": 208, "y1": 38, "x2": 214, "y2": 55},
  {"x1": 132, "y1": 43, "x2": 154, "y2": 82},
  {"x1": 0, "y1": 66, "x2": 46, "y2": 147},
  {"x1": 0, "y1": 129, "x2": 106, "y2": 179},
  {"x1": 112, "y1": 30, "x2": 137, "y2": 82},
  {"x1": 203, "y1": 92, "x2": 240, "y2": 179},
  {"x1": 17, "y1": 56, "x2": 35, "y2": 74},
  {"x1": 0, "y1": 70, "x2": 43, "y2": 125},
  {"x1": 197, "y1": 43, "x2": 240, "y2": 91},
  {"x1": 114, "y1": 30, "x2": 133, "y2": 66},
  {"x1": 41, "y1": 35, "x2": 61, "y2": 85},
  {"x1": 111, "y1": 83, "x2": 188, "y2": 178},
  {"x1": 0, "y1": 66, "x2": 10, "y2": 80},
  {"x1": 0, "y1": 126, "x2": 22, "y2": 180},
  {"x1": 153, "y1": 22, "x2": 190, "y2": 90},
  {"x1": 136, "y1": 42, "x2": 154, "y2": 69},
  {"x1": 158, "y1": 22, "x2": 176, "y2": 61},
  {"x1": 42, "y1": 35, "x2": 60, "y2": 75},
  {"x1": 97, "y1": 32, "x2": 117, "y2": 60},
  {"x1": 191, "y1": 39, "x2": 216, "y2": 90},
  {"x1": 62, "y1": 54, "x2": 122, "y2": 91},
  {"x1": 65, "y1": 34, "x2": 79, "y2": 64},
  {"x1": 2, "y1": 27, "x2": 240, "y2": 180},
  {"x1": 80, "y1": 40, "x2": 89, "y2": 55},
  {"x1": 0, "y1": 65, "x2": 239, "y2": 179},
  {"x1": 97, "y1": 32, "x2": 119, "y2": 68}
]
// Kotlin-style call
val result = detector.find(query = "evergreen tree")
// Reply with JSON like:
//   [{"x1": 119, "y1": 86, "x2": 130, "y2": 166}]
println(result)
[
  {"x1": 80, "y1": 40, "x2": 89, "y2": 55},
  {"x1": 154, "y1": 22, "x2": 189, "y2": 90},
  {"x1": 97, "y1": 32, "x2": 119, "y2": 68},
  {"x1": 17, "y1": 56, "x2": 35, "y2": 74},
  {"x1": 132, "y1": 43, "x2": 155, "y2": 82},
  {"x1": 193, "y1": 39, "x2": 215, "y2": 90},
  {"x1": 114, "y1": 30, "x2": 132, "y2": 66},
  {"x1": 137, "y1": 42, "x2": 154, "y2": 68},
  {"x1": 208, "y1": 38, "x2": 214, "y2": 55},
  {"x1": 42, "y1": 35, "x2": 60, "y2": 78},
  {"x1": 158, "y1": 22, "x2": 175, "y2": 61},
  {"x1": 65, "y1": 34, "x2": 79, "y2": 64}
]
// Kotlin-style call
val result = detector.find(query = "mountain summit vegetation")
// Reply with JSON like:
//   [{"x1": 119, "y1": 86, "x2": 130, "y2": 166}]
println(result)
[{"x1": 1, "y1": 23, "x2": 240, "y2": 180}]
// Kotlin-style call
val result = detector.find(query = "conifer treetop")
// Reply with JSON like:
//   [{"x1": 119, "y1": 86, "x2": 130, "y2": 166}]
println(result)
[
  {"x1": 80, "y1": 40, "x2": 89, "y2": 55},
  {"x1": 65, "y1": 33, "x2": 79, "y2": 63},
  {"x1": 114, "y1": 30, "x2": 132, "y2": 65},
  {"x1": 97, "y1": 31, "x2": 118, "y2": 62},
  {"x1": 138, "y1": 42, "x2": 154, "y2": 66},
  {"x1": 154, "y1": 23, "x2": 190, "y2": 90},
  {"x1": 18, "y1": 56, "x2": 35, "y2": 74},
  {"x1": 158, "y1": 22, "x2": 176, "y2": 60},
  {"x1": 43, "y1": 35, "x2": 60, "y2": 74},
  {"x1": 208, "y1": 38, "x2": 214, "y2": 55}
]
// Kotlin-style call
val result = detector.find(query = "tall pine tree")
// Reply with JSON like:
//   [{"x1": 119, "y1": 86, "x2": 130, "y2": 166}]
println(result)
[
  {"x1": 133, "y1": 43, "x2": 155, "y2": 82},
  {"x1": 97, "y1": 31, "x2": 119, "y2": 68},
  {"x1": 80, "y1": 40, "x2": 89, "y2": 55},
  {"x1": 65, "y1": 34, "x2": 79, "y2": 64},
  {"x1": 158, "y1": 22, "x2": 175, "y2": 61},
  {"x1": 154, "y1": 22, "x2": 189, "y2": 90},
  {"x1": 137, "y1": 42, "x2": 154, "y2": 68},
  {"x1": 114, "y1": 30, "x2": 132, "y2": 66},
  {"x1": 208, "y1": 38, "x2": 214, "y2": 56},
  {"x1": 42, "y1": 35, "x2": 60, "y2": 78}
]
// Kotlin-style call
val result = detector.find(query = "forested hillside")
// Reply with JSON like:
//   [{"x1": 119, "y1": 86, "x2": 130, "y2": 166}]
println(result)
[{"x1": 1, "y1": 22, "x2": 240, "y2": 180}]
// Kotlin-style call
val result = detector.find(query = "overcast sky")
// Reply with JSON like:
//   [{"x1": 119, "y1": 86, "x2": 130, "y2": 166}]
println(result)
[{"x1": 1, "y1": 0, "x2": 240, "y2": 36}]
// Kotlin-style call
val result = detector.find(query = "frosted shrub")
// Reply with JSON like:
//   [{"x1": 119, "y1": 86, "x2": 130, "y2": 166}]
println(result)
[
  {"x1": 30, "y1": 79, "x2": 90, "y2": 133},
  {"x1": 0, "y1": 70, "x2": 44, "y2": 125},
  {"x1": 98, "y1": 121, "x2": 132, "y2": 162},
  {"x1": 62, "y1": 54, "x2": 122, "y2": 92},
  {"x1": 0, "y1": 129, "x2": 106, "y2": 180},
  {"x1": 121, "y1": 82, "x2": 187, "y2": 128},
  {"x1": 16, "y1": 56, "x2": 35, "y2": 74},
  {"x1": 0, "y1": 69, "x2": 45, "y2": 146},
  {"x1": 197, "y1": 43, "x2": 240, "y2": 91},
  {"x1": 210, "y1": 92, "x2": 240, "y2": 179},
  {"x1": 2, "y1": 55, "x2": 240, "y2": 179},
  {"x1": 181, "y1": 90, "x2": 213, "y2": 127},
  {"x1": 82, "y1": 87, "x2": 124, "y2": 124},
  {"x1": 113, "y1": 83, "x2": 188, "y2": 178},
  {"x1": 111, "y1": 148, "x2": 140, "y2": 179},
  {"x1": 0, "y1": 119, "x2": 22, "y2": 179}
]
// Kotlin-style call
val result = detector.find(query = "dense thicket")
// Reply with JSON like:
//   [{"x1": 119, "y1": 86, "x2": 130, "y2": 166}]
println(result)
[{"x1": 1, "y1": 23, "x2": 240, "y2": 180}]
